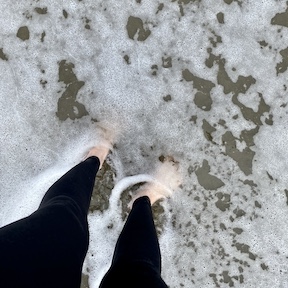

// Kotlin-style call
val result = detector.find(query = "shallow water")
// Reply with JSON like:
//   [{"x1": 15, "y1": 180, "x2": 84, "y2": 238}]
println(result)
[{"x1": 0, "y1": 0, "x2": 288, "y2": 287}]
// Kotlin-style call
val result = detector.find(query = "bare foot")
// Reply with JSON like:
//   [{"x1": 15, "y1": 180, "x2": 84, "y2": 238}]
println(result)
[
  {"x1": 83, "y1": 145, "x2": 110, "y2": 168},
  {"x1": 128, "y1": 184, "x2": 168, "y2": 207},
  {"x1": 128, "y1": 157, "x2": 181, "y2": 208},
  {"x1": 83, "y1": 122, "x2": 117, "y2": 168}
]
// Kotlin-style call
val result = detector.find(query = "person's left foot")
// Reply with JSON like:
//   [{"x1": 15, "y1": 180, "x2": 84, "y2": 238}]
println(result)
[{"x1": 84, "y1": 145, "x2": 110, "y2": 168}]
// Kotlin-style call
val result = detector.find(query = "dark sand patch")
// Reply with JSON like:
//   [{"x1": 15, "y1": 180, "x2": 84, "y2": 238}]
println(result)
[
  {"x1": 271, "y1": 7, "x2": 288, "y2": 28},
  {"x1": 35, "y1": 7, "x2": 48, "y2": 14},
  {"x1": 17, "y1": 26, "x2": 30, "y2": 41},
  {"x1": 183, "y1": 69, "x2": 215, "y2": 111},
  {"x1": 56, "y1": 60, "x2": 89, "y2": 121},
  {"x1": 276, "y1": 47, "x2": 288, "y2": 75},
  {"x1": 0, "y1": 48, "x2": 8, "y2": 61},
  {"x1": 202, "y1": 119, "x2": 216, "y2": 144},
  {"x1": 215, "y1": 192, "x2": 231, "y2": 212},
  {"x1": 217, "y1": 12, "x2": 225, "y2": 24},
  {"x1": 195, "y1": 160, "x2": 225, "y2": 190},
  {"x1": 126, "y1": 16, "x2": 151, "y2": 41},
  {"x1": 222, "y1": 131, "x2": 255, "y2": 176}
]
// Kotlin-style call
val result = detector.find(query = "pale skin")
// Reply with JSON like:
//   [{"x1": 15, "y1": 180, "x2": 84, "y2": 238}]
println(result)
[
  {"x1": 85, "y1": 146, "x2": 165, "y2": 206},
  {"x1": 84, "y1": 146, "x2": 110, "y2": 169}
]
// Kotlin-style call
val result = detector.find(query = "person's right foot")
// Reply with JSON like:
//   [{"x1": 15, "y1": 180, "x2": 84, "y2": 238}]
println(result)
[{"x1": 128, "y1": 157, "x2": 181, "y2": 207}]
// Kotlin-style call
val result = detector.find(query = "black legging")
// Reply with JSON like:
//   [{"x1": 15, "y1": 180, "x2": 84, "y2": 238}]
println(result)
[{"x1": 0, "y1": 156, "x2": 168, "y2": 288}]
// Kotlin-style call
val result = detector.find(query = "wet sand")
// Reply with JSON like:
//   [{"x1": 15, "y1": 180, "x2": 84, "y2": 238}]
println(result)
[{"x1": 0, "y1": 1, "x2": 288, "y2": 287}]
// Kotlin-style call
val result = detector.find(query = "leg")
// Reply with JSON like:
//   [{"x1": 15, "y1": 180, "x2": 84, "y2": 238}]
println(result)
[
  {"x1": 100, "y1": 196, "x2": 168, "y2": 288},
  {"x1": 0, "y1": 152, "x2": 103, "y2": 288},
  {"x1": 39, "y1": 156, "x2": 100, "y2": 215},
  {"x1": 100, "y1": 158, "x2": 180, "y2": 287}
]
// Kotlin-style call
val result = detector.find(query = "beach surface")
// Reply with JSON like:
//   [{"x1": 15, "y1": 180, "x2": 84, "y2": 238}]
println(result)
[{"x1": 0, "y1": 1, "x2": 288, "y2": 287}]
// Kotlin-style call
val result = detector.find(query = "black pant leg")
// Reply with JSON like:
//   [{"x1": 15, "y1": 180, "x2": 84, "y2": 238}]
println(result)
[
  {"x1": 100, "y1": 196, "x2": 168, "y2": 288},
  {"x1": 0, "y1": 156, "x2": 100, "y2": 288},
  {"x1": 39, "y1": 156, "x2": 100, "y2": 216}
]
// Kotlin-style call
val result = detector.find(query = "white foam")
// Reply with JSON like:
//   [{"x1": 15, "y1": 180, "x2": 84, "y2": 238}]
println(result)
[{"x1": 0, "y1": 0, "x2": 288, "y2": 287}]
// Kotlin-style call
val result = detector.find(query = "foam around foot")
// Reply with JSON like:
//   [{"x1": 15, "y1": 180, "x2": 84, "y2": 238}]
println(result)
[
  {"x1": 82, "y1": 121, "x2": 119, "y2": 167},
  {"x1": 128, "y1": 157, "x2": 182, "y2": 207}
]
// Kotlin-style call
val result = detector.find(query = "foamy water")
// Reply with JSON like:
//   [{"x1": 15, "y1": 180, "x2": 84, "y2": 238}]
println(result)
[{"x1": 0, "y1": 0, "x2": 288, "y2": 287}]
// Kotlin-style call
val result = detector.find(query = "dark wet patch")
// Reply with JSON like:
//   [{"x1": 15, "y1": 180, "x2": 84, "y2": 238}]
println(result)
[
  {"x1": 152, "y1": 202, "x2": 166, "y2": 237},
  {"x1": 40, "y1": 79, "x2": 47, "y2": 88},
  {"x1": 223, "y1": 0, "x2": 242, "y2": 6},
  {"x1": 232, "y1": 241, "x2": 257, "y2": 260},
  {"x1": 222, "y1": 131, "x2": 255, "y2": 176},
  {"x1": 271, "y1": 7, "x2": 288, "y2": 28},
  {"x1": 89, "y1": 161, "x2": 115, "y2": 213},
  {"x1": 17, "y1": 26, "x2": 30, "y2": 41},
  {"x1": 210, "y1": 270, "x2": 244, "y2": 287},
  {"x1": 217, "y1": 58, "x2": 256, "y2": 95},
  {"x1": 178, "y1": 0, "x2": 196, "y2": 3},
  {"x1": 156, "y1": 3, "x2": 164, "y2": 14},
  {"x1": 285, "y1": 189, "x2": 288, "y2": 205},
  {"x1": 126, "y1": 16, "x2": 151, "y2": 41},
  {"x1": 261, "y1": 263, "x2": 269, "y2": 271},
  {"x1": 206, "y1": 48, "x2": 221, "y2": 68},
  {"x1": 163, "y1": 94, "x2": 172, "y2": 102},
  {"x1": 195, "y1": 160, "x2": 225, "y2": 190},
  {"x1": 217, "y1": 12, "x2": 224, "y2": 24},
  {"x1": 276, "y1": 47, "x2": 288, "y2": 75},
  {"x1": 124, "y1": 55, "x2": 130, "y2": 65},
  {"x1": 233, "y1": 208, "x2": 246, "y2": 218},
  {"x1": 35, "y1": 7, "x2": 48, "y2": 14},
  {"x1": 187, "y1": 165, "x2": 194, "y2": 176},
  {"x1": 258, "y1": 40, "x2": 269, "y2": 48},
  {"x1": 233, "y1": 228, "x2": 243, "y2": 235},
  {"x1": 63, "y1": 10, "x2": 68, "y2": 18},
  {"x1": 23, "y1": 11, "x2": 32, "y2": 20},
  {"x1": 209, "y1": 30, "x2": 222, "y2": 48},
  {"x1": 240, "y1": 127, "x2": 259, "y2": 147},
  {"x1": 233, "y1": 93, "x2": 271, "y2": 126},
  {"x1": 211, "y1": 239, "x2": 230, "y2": 259},
  {"x1": 255, "y1": 201, "x2": 261, "y2": 208},
  {"x1": 120, "y1": 184, "x2": 138, "y2": 221},
  {"x1": 80, "y1": 273, "x2": 89, "y2": 288},
  {"x1": 151, "y1": 64, "x2": 158, "y2": 76},
  {"x1": 189, "y1": 115, "x2": 197, "y2": 124},
  {"x1": 182, "y1": 69, "x2": 215, "y2": 111},
  {"x1": 56, "y1": 60, "x2": 89, "y2": 121},
  {"x1": 265, "y1": 114, "x2": 273, "y2": 125},
  {"x1": 241, "y1": 179, "x2": 258, "y2": 197},
  {"x1": 209, "y1": 273, "x2": 220, "y2": 287},
  {"x1": 200, "y1": 51, "x2": 268, "y2": 175},
  {"x1": 216, "y1": 58, "x2": 272, "y2": 126},
  {"x1": 172, "y1": 0, "x2": 199, "y2": 16},
  {"x1": 266, "y1": 171, "x2": 273, "y2": 180},
  {"x1": 84, "y1": 17, "x2": 91, "y2": 30},
  {"x1": 202, "y1": 119, "x2": 216, "y2": 143},
  {"x1": 215, "y1": 192, "x2": 231, "y2": 211},
  {"x1": 221, "y1": 271, "x2": 238, "y2": 286},
  {"x1": 162, "y1": 56, "x2": 172, "y2": 68},
  {"x1": 0, "y1": 48, "x2": 8, "y2": 61},
  {"x1": 41, "y1": 31, "x2": 46, "y2": 42},
  {"x1": 218, "y1": 119, "x2": 227, "y2": 128},
  {"x1": 243, "y1": 179, "x2": 257, "y2": 187}
]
